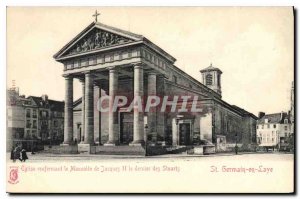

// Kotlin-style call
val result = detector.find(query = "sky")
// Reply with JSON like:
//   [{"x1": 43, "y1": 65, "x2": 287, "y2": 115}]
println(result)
[{"x1": 7, "y1": 7, "x2": 294, "y2": 115}]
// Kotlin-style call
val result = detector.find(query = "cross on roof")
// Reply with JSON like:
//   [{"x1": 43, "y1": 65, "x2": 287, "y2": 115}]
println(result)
[{"x1": 92, "y1": 10, "x2": 100, "y2": 22}]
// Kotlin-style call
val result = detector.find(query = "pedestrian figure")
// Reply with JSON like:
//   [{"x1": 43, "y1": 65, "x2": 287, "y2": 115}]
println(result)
[
  {"x1": 13, "y1": 144, "x2": 22, "y2": 162},
  {"x1": 235, "y1": 144, "x2": 238, "y2": 155},
  {"x1": 20, "y1": 149, "x2": 28, "y2": 162},
  {"x1": 10, "y1": 146, "x2": 15, "y2": 162}
]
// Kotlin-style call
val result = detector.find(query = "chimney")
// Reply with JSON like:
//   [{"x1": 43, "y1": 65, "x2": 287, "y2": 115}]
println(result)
[
  {"x1": 280, "y1": 111, "x2": 284, "y2": 121},
  {"x1": 258, "y1": 112, "x2": 265, "y2": 119},
  {"x1": 42, "y1": 94, "x2": 48, "y2": 102}
]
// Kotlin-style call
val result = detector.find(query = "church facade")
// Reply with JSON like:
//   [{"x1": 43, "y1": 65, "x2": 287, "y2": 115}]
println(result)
[{"x1": 54, "y1": 20, "x2": 257, "y2": 154}]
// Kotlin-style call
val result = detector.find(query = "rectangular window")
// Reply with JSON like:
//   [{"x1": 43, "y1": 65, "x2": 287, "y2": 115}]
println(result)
[
  {"x1": 26, "y1": 120, "x2": 31, "y2": 128},
  {"x1": 32, "y1": 109, "x2": 37, "y2": 118},
  {"x1": 32, "y1": 120, "x2": 37, "y2": 128},
  {"x1": 284, "y1": 126, "x2": 288, "y2": 131},
  {"x1": 273, "y1": 124, "x2": 276, "y2": 128},
  {"x1": 267, "y1": 124, "x2": 270, "y2": 128},
  {"x1": 257, "y1": 126, "x2": 259, "y2": 129},
  {"x1": 262, "y1": 125, "x2": 264, "y2": 129},
  {"x1": 40, "y1": 111, "x2": 48, "y2": 118},
  {"x1": 26, "y1": 109, "x2": 31, "y2": 117},
  {"x1": 19, "y1": 131, "x2": 24, "y2": 139},
  {"x1": 26, "y1": 130, "x2": 31, "y2": 138}
]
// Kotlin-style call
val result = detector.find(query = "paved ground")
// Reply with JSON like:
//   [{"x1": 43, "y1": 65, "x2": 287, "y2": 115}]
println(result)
[
  {"x1": 7, "y1": 151, "x2": 294, "y2": 162},
  {"x1": 7, "y1": 152, "x2": 294, "y2": 193}
]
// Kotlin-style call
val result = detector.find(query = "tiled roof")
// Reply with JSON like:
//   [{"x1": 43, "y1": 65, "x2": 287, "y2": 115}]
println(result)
[
  {"x1": 200, "y1": 64, "x2": 222, "y2": 73},
  {"x1": 231, "y1": 105, "x2": 258, "y2": 119},
  {"x1": 257, "y1": 112, "x2": 290, "y2": 124},
  {"x1": 48, "y1": 99, "x2": 64, "y2": 111},
  {"x1": 27, "y1": 96, "x2": 64, "y2": 111},
  {"x1": 96, "y1": 22, "x2": 144, "y2": 40}
]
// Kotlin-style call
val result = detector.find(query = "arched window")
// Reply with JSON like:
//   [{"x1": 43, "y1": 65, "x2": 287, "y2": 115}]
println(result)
[{"x1": 206, "y1": 74, "x2": 213, "y2": 85}]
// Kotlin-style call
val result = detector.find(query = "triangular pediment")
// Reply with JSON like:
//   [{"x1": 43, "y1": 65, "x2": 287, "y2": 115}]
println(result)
[{"x1": 54, "y1": 22, "x2": 142, "y2": 59}]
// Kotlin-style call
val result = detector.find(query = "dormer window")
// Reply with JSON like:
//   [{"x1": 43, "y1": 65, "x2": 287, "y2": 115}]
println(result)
[
  {"x1": 284, "y1": 119, "x2": 288, "y2": 124},
  {"x1": 264, "y1": 119, "x2": 268, "y2": 123}
]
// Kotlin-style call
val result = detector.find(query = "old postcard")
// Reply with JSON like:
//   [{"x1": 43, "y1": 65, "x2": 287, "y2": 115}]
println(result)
[{"x1": 6, "y1": 7, "x2": 294, "y2": 193}]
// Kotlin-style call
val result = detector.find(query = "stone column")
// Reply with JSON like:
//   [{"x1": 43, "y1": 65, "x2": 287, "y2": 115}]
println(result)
[
  {"x1": 130, "y1": 64, "x2": 145, "y2": 146},
  {"x1": 172, "y1": 118, "x2": 179, "y2": 146},
  {"x1": 83, "y1": 72, "x2": 94, "y2": 145},
  {"x1": 79, "y1": 78, "x2": 85, "y2": 143},
  {"x1": 62, "y1": 75, "x2": 73, "y2": 145},
  {"x1": 105, "y1": 66, "x2": 119, "y2": 146},
  {"x1": 147, "y1": 72, "x2": 157, "y2": 142},
  {"x1": 157, "y1": 75, "x2": 165, "y2": 142},
  {"x1": 94, "y1": 83, "x2": 101, "y2": 144}
]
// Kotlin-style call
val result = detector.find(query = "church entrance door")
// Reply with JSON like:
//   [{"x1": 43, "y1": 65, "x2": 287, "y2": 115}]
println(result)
[
  {"x1": 179, "y1": 123, "x2": 191, "y2": 145},
  {"x1": 120, "y1": 112, "x2": 133, "y2": 145}
]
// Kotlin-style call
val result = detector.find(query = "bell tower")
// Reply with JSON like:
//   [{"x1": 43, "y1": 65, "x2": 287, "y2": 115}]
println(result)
[{"x1": 200, "y1": 63, "x2": 222, "y2": 96}]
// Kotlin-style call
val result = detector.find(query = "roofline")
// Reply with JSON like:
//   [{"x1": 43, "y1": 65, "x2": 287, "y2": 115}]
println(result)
[
  {"x1": 27, "y1": 96, "x2": 64, "y2": 103},
  {"x1": 261, "y1": 112, "x2": 288, "y2": 116},
  {"x1": 53, "y1": 22, "x2": 96, "y2": 59},
  {"x1": 143, "y1": 38, "x2": 176, "y2": 63},
  {"x1": 212, "y1": 98, "x2": 258, "y2": 119},
  {"x1": 169, "y1": 64, "x2": 222, "y2": 98},
  {"x1": 200, "y1": 68, "x2": 223, "y2": 74},
  {"x1": 53, "y1": 21, "x2": 176, "y2": 63}
]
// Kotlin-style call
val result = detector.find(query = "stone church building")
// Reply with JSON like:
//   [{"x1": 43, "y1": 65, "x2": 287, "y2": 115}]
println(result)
[{"x1": 54, "y1": 20, "x2": 257, "y2": 154}]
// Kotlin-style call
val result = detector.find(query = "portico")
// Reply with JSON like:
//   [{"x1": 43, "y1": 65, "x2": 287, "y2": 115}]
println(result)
[
  {"x1": 54, "y1": 21, "x2": 174, "y2": 151},
  {"x1": 62, "y1": 64, "x2": 161, "y2": 148}
]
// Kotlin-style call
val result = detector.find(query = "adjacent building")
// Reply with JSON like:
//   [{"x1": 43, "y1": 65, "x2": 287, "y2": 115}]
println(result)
[
  {"x1": 7, "y1": 88, "x2": 27, "y2": 151},
  {"x1": 256, "y1": 112, "x2": 292, "y2": 150},
  {"x1": 290, "y1": 81, "x2": 294, "y2": 134},
  {"x1": 6, "y1": 89, "x2": 64, "y2": 151}
]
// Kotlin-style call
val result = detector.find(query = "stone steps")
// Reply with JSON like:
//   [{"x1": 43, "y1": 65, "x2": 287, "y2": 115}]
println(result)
[
  {"x1": 92, "y1": 145, "x2": 146, "y2": 156},
  {"x1": 41, "y1": 145, "x2": 78, "y2": 154},
  {"x1": 166, "y1": 146, "x2": 193, "y2": 154}
]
